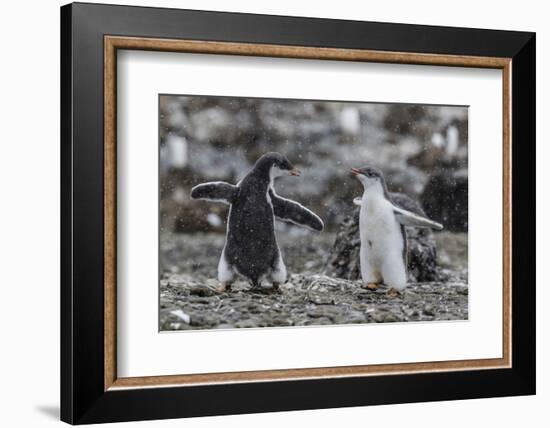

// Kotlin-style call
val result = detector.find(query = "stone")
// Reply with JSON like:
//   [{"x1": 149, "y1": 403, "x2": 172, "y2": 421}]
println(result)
[
  {"x1": 159, "y1": 233, "x2": 468, "y2": 331},
  {"x1": 189, "y1": 285, "x2": 218, "y2": 297},
  {"x1": 423, "y1": 304, "x2": 436, "y2": 316},
  {"x1": 421, "y1": 169, "x2": 468, "y2": 232},
  {"x1": 234, "y1": 319, "x2": 259, "y2": 328}
]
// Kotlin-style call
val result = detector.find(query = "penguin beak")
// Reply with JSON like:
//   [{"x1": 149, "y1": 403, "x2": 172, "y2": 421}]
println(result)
[
  {"x1": 289, "y1": 168, "x2": 301, "y2": 177},
  {"x1": 350, "y1": 167, "x2": 361, "y2": 176}
]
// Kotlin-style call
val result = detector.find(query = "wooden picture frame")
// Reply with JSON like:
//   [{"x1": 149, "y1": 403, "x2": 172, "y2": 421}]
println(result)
[{"x1": 61, "y1": 2, "x2": 535, "y2": 424}]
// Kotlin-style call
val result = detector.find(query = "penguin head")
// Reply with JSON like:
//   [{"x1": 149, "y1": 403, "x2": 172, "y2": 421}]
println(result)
[
  {"x1": 255, "y1": 152, "x2": 301, "y2": 180},
  {"x1": 351, "y1": 165, "x2": 386, "y2": 189}
]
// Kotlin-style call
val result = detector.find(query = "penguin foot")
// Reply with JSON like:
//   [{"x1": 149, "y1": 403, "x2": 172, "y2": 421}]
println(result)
[
  {"x1": 387, "y1": 288, "x2": 401, "y2": 298},
  {"x1": 364, "y1": 283, "x2": 379, "y2": 291},
  {"x1": 272, "y1": 282, "x2": 281, "y2": 292},
  {"x1": 216, "y1": 282, "x2": 232, "y2": 293}
]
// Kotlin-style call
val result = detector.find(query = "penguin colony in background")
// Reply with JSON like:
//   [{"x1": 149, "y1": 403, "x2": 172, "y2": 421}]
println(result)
[{"x1": 191, "y1": 153, "x2": 443, "y2": 296}]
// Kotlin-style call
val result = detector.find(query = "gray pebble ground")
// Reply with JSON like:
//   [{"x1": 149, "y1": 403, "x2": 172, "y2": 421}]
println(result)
[{"x1": 160, "y1": 231, "x2": 468, "y2": 331}]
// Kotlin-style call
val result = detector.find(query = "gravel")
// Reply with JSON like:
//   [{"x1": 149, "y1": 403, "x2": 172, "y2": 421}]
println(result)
[{"x1": 160, "y1": 231, "x2": 468, "y2": 331}]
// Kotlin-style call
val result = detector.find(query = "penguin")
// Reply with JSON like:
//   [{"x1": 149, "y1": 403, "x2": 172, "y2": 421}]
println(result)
[
  {"x1": 350, "y1": 166, "x2": 443, "y2": 296},
  {"x1": 191, "y1": 152, "x2": 324, "y2": 292}
]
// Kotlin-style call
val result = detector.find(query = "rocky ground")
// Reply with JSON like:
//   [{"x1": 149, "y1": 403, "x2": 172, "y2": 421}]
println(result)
[{"x1": 160, "y1": 230, "x2": 468, "y2": 331}]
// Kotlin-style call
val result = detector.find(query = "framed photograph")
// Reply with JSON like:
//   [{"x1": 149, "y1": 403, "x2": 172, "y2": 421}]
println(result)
[{"x1": 61, "y1": 2, "x2": 535, "y2": 424}]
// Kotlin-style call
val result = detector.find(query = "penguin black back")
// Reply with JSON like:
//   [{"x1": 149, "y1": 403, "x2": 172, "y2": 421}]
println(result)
[
  {"x1": 191, "y1": 152, "x2": 323, "y2": 289},
  {"x1": 224, "y1": 153, "x2": 294, "y2": 286}
]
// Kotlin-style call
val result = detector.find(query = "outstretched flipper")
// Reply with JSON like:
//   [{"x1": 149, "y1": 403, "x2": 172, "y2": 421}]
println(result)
[
  {"x1": 268, "y1": 189, "x2": 324, "y2": 232},
  {"x1": 191, "y1": 182, "x2": 238, "y2": 205},
  {"x1": 392, "y1": 205, "x2": 443, "y2": 230}
]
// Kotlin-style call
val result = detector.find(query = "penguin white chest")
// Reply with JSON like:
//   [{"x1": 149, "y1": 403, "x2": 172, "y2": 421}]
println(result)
[
  {"x1": 358, "y1": 195, "x2": 407, "y2": 290},
  {"x1": 360, "y1": 198, "x2": 402, "y2": 258}
]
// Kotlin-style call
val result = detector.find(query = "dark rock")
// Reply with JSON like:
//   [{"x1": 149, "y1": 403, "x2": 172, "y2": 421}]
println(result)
[
  {"x1": 189, "y1": 285, "x2": 218, "y2": 297},
  {"x1": 325, "y1": 214, "x2": 362, "y2": 280},
  {"x1": 407, "y1": 228, "x2": 438, "y2": 282},
  {"x1": 456, "y1": 286, "x2": 469, "y2": 296},
  {"x1": 325, "y1": 194, "x2": 439, "y2": 282},
  {"x1": 421, "y1": 169, "x2": 468, "y2": 232}
]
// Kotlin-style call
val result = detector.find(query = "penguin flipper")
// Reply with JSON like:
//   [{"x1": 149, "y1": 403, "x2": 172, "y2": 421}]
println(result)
[
  {"x1": 191, "y1": 182, "x2": 238, "y2": 205},
  {"x1": 269, "y1": 189, "x2": 324, "y2": 232},
  {"x1": 392, "y1": 205, "x2": 443, "y2": 230}
]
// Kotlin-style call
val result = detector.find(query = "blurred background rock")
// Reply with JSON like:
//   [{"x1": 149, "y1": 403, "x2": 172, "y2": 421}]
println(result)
[{"x1": 159, "y1": 95, "x2": 468, "y2": 236}]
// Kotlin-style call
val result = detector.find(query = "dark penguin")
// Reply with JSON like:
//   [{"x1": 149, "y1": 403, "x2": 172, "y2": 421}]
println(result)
[{"x1": 191, "y1": 152, "x2": 324, "y2": 292}]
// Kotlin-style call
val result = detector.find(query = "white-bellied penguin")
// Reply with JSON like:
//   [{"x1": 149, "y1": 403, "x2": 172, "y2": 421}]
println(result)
[
  {"x1": 350, "y1": 165, "x2": 443, "y2": 296},
  {"x1": 191, "y1": 152, "x2": 324, "y2": 292}
]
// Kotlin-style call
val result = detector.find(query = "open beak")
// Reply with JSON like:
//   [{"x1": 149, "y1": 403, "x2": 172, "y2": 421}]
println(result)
[
  {"x1": 289, "y1": 168, "x2": 301, "y2": 177},
  {"x1": 350, "y1": 167, "x2": 361, "y2": 176}
]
